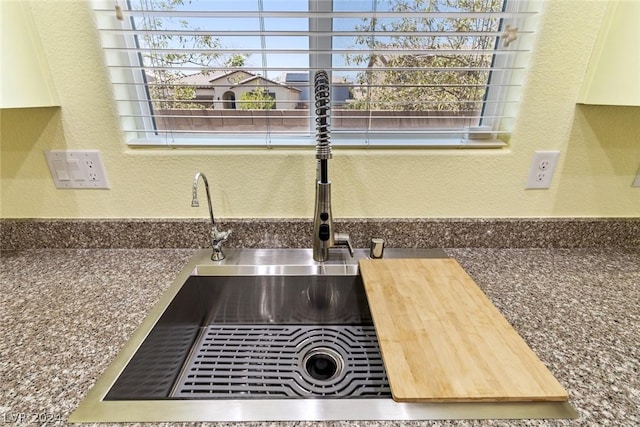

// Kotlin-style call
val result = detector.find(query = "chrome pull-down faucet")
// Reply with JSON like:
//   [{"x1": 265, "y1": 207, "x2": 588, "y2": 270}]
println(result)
[
  {"x1": 312, "y1": 71, "x2": 352, "y2": 262},
  {"x1": 191, "y1": 172, "x2": 231, "y2": 261}
]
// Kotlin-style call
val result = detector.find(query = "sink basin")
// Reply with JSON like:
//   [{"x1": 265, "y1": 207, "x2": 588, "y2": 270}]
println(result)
[
  {"x1": 105, "y1": 273, "x2": 389, "y2": 400},
  {"x1": 70, "y1": 248, "x2": 577, "y2": 423}
]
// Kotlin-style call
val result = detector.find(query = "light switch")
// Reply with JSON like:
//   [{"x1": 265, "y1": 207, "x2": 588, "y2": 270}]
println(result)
[
  {"x1": 68, "y1": 159, "x2": 85, "y2": 181},
  {"x1": 53, "y1": 160, "x2": 70, "y2": 181}
]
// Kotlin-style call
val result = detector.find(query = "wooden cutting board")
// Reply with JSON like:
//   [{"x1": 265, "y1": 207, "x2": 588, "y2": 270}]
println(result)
[{"x1": 359, "y1": 258, "x2": 569, "y2": 403}]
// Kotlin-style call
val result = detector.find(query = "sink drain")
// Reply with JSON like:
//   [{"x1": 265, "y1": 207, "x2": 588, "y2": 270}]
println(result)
[
  {"x1": 171, "y1": 324, "x2": 390, "y2": 398},
  {"x1": 302, "y1": 347, "x2": 344, "y2": 382}
]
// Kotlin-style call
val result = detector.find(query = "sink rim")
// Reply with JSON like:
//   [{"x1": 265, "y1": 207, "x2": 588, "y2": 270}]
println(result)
[
  {"x1": 191, "y1": 248, "x2": 448, "y2": 276},
  {"x1": 69, "y1": 248, "x2": 577, "y2": 423}
]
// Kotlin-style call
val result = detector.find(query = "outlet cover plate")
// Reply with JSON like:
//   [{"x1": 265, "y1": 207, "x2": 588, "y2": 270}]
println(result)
[
  {"x1": 44, "y1": 150, "x2": 110, "y2": 189},
  {"x1": 525, "y1": 150, "x2": 560, "y2": 189}
]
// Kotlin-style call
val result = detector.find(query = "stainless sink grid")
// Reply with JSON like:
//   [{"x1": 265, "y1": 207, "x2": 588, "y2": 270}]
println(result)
[{"x1": 171, "y1": 324, "x2": 391, "y2": 398}]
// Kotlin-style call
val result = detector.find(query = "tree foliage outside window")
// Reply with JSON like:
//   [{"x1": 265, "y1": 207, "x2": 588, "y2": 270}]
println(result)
[
  {"x1": 345, "y1": 0, "x2": 504, "y2": 112},
  {"x1": 238, "y1": 88, "x2": 276, "y2": 110}
]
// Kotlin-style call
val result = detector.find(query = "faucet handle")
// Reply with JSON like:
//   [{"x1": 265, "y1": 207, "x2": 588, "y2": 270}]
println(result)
[
  {"x1": 209, "y1": 226, "x2": 231, "y2": 261},
  {"x1": 334, "y1": 232, "x2": 354, "y2": 257},
  {"x1": 211, "y1": 226, "x2": 231, "y2": 243}
]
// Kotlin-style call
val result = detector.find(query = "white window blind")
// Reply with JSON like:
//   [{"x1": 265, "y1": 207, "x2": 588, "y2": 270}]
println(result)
[{"x1": 93, "y1": 0, "x2": 536, "y2": 148}]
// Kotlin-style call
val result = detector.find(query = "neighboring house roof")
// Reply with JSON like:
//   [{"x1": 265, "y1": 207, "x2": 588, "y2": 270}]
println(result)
[
  {"x1": 174, "y1": 70, "x2": 300, "y2": 92},
  {"x1": 174, "y1": 70, "x2": 249, "y2": 87},
  {"x1": 231, "y1": 75, "x2": 301, "y2": 93}
]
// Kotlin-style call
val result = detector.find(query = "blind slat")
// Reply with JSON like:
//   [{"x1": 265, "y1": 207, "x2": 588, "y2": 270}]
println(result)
[
  {"x1": 120, "y1": 114, "x2": 514, "y2": 120},
  {"x1": 114, "y1": 84, "x2": 521, "y2": 91},
  {"x1": 98, "y1": 28, "x2": 535, "y2": 38},
  {"x1": 96, "y1": 9, "x2": 533, "y2": 19},
  {"x1": 119, "y1": 128, "x2": 509, "y2": 135},
  {"x1": 104, "y1": 65, "x2": 526, "y2": 72},
  {"x1": 104, "y1": 47, "x2": 527, "y2": 55},
  {"x1": 112, "y1": 100, "x2": 521, "y2": 107}
]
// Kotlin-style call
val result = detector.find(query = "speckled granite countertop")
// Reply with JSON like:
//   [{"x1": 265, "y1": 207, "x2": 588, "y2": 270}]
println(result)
[{"x1": 1, "y1": 247, "x2": 638, "y2": 426}]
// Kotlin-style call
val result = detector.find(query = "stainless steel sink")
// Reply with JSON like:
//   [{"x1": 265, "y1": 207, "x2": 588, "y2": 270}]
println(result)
[
  {"x1": 70, "y1": 248, "x2": 577, "y2": 423},
  {"x1": 105, "y1": 273, "x2": 388, "y2": 400}
]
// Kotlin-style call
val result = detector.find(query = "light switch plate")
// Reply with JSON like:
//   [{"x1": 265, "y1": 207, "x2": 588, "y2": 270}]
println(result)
[{"x1": 44, "y1": 150, "x2": 110, "y2": 189}]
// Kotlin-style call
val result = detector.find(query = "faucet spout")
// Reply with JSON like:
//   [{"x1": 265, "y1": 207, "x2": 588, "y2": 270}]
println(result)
[
  {"x1": 192, "y1": 172, "x2": 231, "y2": 261},
  {"x1": 192, "y1": 172, "x2": 214, "y2": 222}
]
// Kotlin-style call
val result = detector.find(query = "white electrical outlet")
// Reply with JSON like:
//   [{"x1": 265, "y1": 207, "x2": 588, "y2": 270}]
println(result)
[
  {"x1": 44, "y1": 150, "x2": 110, "y2": 189},
  {"x1": 525, "y1": 150, "x2": 560, "y2": 189}
]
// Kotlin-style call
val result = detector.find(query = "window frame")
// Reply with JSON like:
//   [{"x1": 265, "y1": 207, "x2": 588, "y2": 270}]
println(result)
[{"x1": 93, "y1": 0, "x2": 533, "y2": 149}]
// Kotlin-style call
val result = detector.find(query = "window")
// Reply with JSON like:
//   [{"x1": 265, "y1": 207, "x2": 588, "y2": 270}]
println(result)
[{"x1": 93, "y1": 0, "x2": 535, "y2": 147}]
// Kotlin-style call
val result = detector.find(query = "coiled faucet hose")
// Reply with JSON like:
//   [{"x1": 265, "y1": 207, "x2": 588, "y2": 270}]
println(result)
[{"x1": 314, "y1": 70, "x2": 331, "y2": 162}]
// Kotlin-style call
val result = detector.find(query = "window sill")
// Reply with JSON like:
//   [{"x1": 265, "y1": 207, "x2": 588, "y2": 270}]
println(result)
[{"x1": 126, "y1": 135, "x2": 507, "y2": 149}]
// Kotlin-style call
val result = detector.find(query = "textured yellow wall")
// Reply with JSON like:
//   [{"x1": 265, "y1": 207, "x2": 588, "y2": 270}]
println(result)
[{"x1": 1, "y1": 0, "x2": 639, "y2": 219}]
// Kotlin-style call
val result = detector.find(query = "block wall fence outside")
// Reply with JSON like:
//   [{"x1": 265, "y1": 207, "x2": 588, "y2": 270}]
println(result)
[{"x1": 154, "y1": 109, "x2": 478, "y2": 133}]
